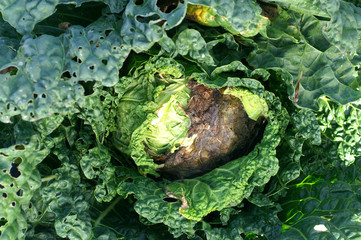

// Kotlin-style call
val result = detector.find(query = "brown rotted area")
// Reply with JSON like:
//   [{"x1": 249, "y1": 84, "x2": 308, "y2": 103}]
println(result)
[{"x1": 154, "y1": 80, "x2": 266, "y2": 179}]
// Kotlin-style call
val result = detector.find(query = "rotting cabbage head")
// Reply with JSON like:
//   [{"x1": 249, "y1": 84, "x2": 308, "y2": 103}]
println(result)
[{"x1": 113, "y1": 57, "x2": 270, "y2": 179}]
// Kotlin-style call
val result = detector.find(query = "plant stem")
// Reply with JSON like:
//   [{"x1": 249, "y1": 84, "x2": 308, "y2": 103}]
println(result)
[
  {"x1": 94, "y1": 196, "x2": 122, "y2": 227},
  {"x1": 41, "y1": 175, "x2": 57, "y2": 182}
]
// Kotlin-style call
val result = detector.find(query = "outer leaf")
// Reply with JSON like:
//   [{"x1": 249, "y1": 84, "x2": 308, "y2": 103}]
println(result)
[
  {"x1": 248, "y1": 12, "x2": 361, "y2": 109},
  {"x1": 261, "y1": 0, "x2": 330, "y2": 18},
  {"x1": 116, "y1": 167, "x2": 198, "y2": 238},
  {"x1": 0, "y1": 18, "x2": 19, "y2": 69},
  {"x1": 322, "y1": 1, "x2": 361, "y2": 55},
  {"x1": 280, "y1": 174, "x2": 361, "y2": 239},
  {"x1": 90, "y1": 196, "x2": 176, "y2": 239},
  {"x1": 62, "y1": 14, "x2": 131, "y2": 87},
  {"x1": 0, "y1": 35, "x2": 83, "y2": 123},
  {"x1": 263, "y1": 0, "x2": 361, "y2": 54},
  {"x1": 121, "y1": 0, "x2": 187, "y2": 52},
  {"x1": 301, "y1": 97, "x2": 361, "y2": 172},
  {"x1": 204, "y1": 206, "x2": 282, "y2": 240},
  {"x1": 41, "y1": 148, "x2": 92, "y2": 240},
  {"x1": 175, "y1": 29, "x2": 215, "y2": 66},
  {"x1": 0, "y1": 116, "x2": 62, "y2": 239},
  {"x1": 0, "y1": 0, "x2": 128, "y2": 34},
  {"x1": 265, "y1": 108, "x2": 321, "y2": 202},
  {"x1": 188, "y1": 0, "x2": 269, "y2": 37},
  {"x1": 76, "y1": 83, "x2": 119, "y2": 140}
]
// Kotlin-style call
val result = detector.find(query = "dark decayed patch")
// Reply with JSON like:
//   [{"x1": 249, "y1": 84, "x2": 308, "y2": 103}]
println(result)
[{"x1": 155, "y1": 80, "x2": 266, "y2": 179}]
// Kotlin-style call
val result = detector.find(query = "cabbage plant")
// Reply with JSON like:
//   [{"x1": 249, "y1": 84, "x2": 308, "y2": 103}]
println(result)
[{"x1": 0, "y1": 0, "x2": 361, "y2": 239}]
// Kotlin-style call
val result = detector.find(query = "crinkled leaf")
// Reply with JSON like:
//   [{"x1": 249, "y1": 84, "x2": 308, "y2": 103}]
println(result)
[
  {"x1": 113, "y1": 57, "x2": 187, "y2": 176},
  {"x1": 0, "y1": 0, "x2": 128, "y2": 34},
  {"x1": 62, "y1": 14, "x2": 131, "y2": 87},
  {"x1": 206, "y1": 32, "x2": 242, "y2": 66},
  {"x1": 193, "y1": 61, "x2": 267, "y2": 97},
  {"x1": 0, "y1": 18, "x2": 19, "y2": 68},
  {"x1": 0, "y1": 35, "x2": 83, "y2": 123},
  {"x1": 41, "y1": 150, "x2": 92, "y2": 240},
  {"x1": 116, "y1": 167, "x2": 197, "y2": 238},
  {"x1": 175, "y1": 29, "x2": 215, "y2": 66},
  {"x1": 188, "y1": 0, "x2": 269, "y2": 37},
  {"x1": 81, "y1": 145, "x2": 111, "y2": 179},
  {"x1": 121, "y1": 0, "x2": 186, "y2": 52},
  {"x1": 248, "y1": 12, "x2": 361, "y2": 109},
  {"x1": 303, "y1": 97, "x2": 361, "y2": 170},
  {"x1": 261, "y1": 0, "x2": 330, "y2": 18},
  {"x1": 0, "y1": 116, "x2": 62, "y2": 239},
  {"x1": 280, "y1": 173, "x2": 361, "y2": 239},
  {"x1": 103, "y1": 0, "x2": 128, "y2": 13},
  {"x1": 267, "y1": 108, "x2": 320, "y2": 201},
  {"x1": 90, "y1": 196, "x2": 177, "y2": 239},
  {"x1": 263, "y1": 0, "x2": 361, "y2": 54}
]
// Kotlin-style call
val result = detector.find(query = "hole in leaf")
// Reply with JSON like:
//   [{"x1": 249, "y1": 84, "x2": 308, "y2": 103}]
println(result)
[
  {"x1": 129, "y1": 28, "x2": 135, "y2": 33},
  {"x1": 30, "y1": 112, "x2": 35, "y2": 118},
  {"x1": 2, "y1": 170, "x2": 7, "y2": 173},
  {"x1": 113, "y1": 46, "x2": 117, "y2": 50},
  {"x1": 0, "y1": 217, "x2": 7, "y2": 227},
  {"x1": 41, "y1": 93, "x2": 46, "y2": 98},
  {"x1": 33, "y1": 93, "x2": 38, "y2": 99},
  {"x1": 41, "y1": 152, "x2": 62, "y2": 170},
  {"x1": 163, "y1": 197, "x2": 178, "y2": 203},
  {"x1": 29, "y1": 203, "x2": 32, "y2": 208},
  {"x1": 0, "y1": 66, "x2": 17, "y2": 75},
  {"x1": 0, "y1": 184, "x2": 4, "y2": 189},
  {"x1": 11, "y1": 201, "x2": 16, "y2": 207},
  {"x1": 28, "y1": 100, "x2": 33, "y2": 104},
  {"x1": 102, "y1": 59, "x2": 108, "y2": 65},
  {"x1": 15, "y1": 145, "x2": 25, "y2": 150},
  {"x1": 6, "y1": 103, "x2": 10, "y2": 110},
  {"x1": 61, "y1": 71, "x2": 71, "y2": 79},
  {"x1": 2, "y1": 193, "x2": 7, "y2": 198},
  {"x1": 72, "y1": 57, "x2": 82, "y2": 64},
  {"x1": 133, "y1": 0, "x2": 144, "y2": 5},
  {"x1": 78, "y1": 47, "x2": 82, "y2": 51},
  {"x1": 16, "y1": 189, "x2": 23, "y2": 197},
  {"x1": 10, "y1": 163, "x2": 21, "y2": 178},
  {"x1": 157, "y1": 0, "x2": 180, "y2": 13},
  {"x1": 88, "y1": 65, "x2": 95, "y2": 70},
  {"x1": 100, "y1": 36, "x2": 104, "y2": 40},
  {"x1": 38, "y1": 211, "x2": 42, "y2": 216},
  {"x1": 105, "y1": 30, "x2": 112, "y2": 36},
  {"x1": 72, "y1": 72, "x2": 77, "y2": 77},
  {"x1": 79, "y1": 81, "x2": 95, "y2": 96},
  {"x1": 10, "y1": 183, "x2": 13, "y2": 187},
  {"x1": 136, "y1": 14, "x2": 161, "y2": 23}
]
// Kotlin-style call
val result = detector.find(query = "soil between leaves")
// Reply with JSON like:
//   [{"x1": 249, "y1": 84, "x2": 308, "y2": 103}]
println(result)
[{"x1": 154, "y1": 80, "x2": 266, "y2": 179}]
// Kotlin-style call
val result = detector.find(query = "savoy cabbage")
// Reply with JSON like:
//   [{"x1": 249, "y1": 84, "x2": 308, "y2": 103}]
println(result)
[{"x1": 0, "y1": 0, "x2": 361, "y2": 239}]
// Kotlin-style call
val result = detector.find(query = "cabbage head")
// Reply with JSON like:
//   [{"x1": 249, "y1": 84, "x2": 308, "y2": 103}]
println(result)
[{"x1": 113, "y1": 57, "x2": 272, "y2": 179}]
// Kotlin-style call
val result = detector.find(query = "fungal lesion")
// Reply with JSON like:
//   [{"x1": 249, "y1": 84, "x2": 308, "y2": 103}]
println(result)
[{"x1": 154, "y1": 80, "x2": 266, "y2": 179}]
